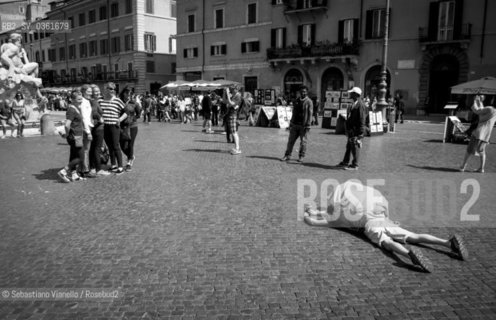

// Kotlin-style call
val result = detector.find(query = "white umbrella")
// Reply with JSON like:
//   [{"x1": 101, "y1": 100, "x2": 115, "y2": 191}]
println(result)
[{"x1": 451, "y1": 77, "x2": 496, "y2": 95}]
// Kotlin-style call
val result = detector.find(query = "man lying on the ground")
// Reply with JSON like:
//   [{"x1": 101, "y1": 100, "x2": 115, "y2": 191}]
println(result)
[{"x1": 303, "y1": 180, "x2": 468, "y2": 273}]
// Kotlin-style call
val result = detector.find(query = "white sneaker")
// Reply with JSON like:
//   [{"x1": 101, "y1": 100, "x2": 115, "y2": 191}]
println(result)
[
  {"x1": 96, "y1": 170, "x2": 111, "y2": 176},
  {"x1": 57, "y1": 168, "x2": 71, "y2": 183},
  {"x1": 230, "y1": 149, "x2": 242, "y2": 155}
]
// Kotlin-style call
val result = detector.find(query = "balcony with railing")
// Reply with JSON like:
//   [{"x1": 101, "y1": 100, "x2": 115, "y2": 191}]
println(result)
[
  {"x1": 267, "y1": 41, "x2": 359, "y2": 61},
  {"x1": 50, "y1": 70, "x2": 139, "y2": 85},
  {"x1": 284, "y1": 0, "x2": 327, "y2": 14},
  {"x1": 418, "y1": 23, "x2": 472, "y2": 43}
]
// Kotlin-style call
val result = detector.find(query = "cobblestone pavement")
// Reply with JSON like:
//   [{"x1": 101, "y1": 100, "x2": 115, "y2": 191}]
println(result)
[{"x1": 1, "y1": 118, "x2": 495, "y2": 319}]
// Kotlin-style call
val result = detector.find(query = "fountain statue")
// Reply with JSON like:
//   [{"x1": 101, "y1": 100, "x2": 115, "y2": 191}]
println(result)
[{"x1": 0, "y1": 33, "x2": 47, "y2": 121}]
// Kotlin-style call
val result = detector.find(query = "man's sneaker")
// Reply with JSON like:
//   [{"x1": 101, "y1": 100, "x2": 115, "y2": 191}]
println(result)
[
  {"x1": 280, "y1": 156, "x2": 290, "y2": 162},
  {"x1": 408, "y1": 248, "x2": 433, "y2": 273},
  {"x1": 125, "y1": 164, "x2": 132, "y2": 172},
  {"x1": 96, "y1": 170, "x2": 111, "y2": 176},
  {"x1": 296, "y1": 157, "x2": 303, "y2": 163},
  {"x1": 109, "y1": 166, "x2": 118, "y2": 173},
  {"x1": 71, "y1": 172, "x2": 86, "y2": 182},
  {"x1": 344, "y1": 164, "x2": 359, "y2": 170},
  {"x1": 336, "y1": 162, "x2": 348, "y2": 168},
  {"x1": 231, "y1": 149, "x2": 242, "y2": 155},
  {"x1": 450, "y1": 234, "x2": 468, "y2": 260},
  {"x1": 115, "y1": 168, "x2": 125, "y2": 175},
  {"x1": 129, "y1": 156, "x2": 135, "y2": 167},
  {"x1": 57, "y1": 168, "x2": 71, "y2": 183}
]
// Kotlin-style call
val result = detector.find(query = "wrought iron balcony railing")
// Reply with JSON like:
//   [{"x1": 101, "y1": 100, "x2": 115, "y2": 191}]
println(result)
[
  {"x1": 284, "y1": 0, "x2": 327, "y2": 14},
  {"x1": 418, "y1": 23, "x2": 472, "y2": 43},
  {"x1": 267, "y1": 41, "x2": 359, "y2": 60}
]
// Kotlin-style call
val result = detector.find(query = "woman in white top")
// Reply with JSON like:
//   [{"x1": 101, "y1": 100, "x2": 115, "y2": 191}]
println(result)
[{"x1": 460, "y1": 94, "x2": 496, "y2": 173}]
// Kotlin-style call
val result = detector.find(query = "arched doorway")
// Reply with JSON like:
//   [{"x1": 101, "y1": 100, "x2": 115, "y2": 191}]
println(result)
[
  {"x1": 428, "y1": 55, "x2": 459, "y2": 113},
  {"x1": 321, "y1": 67, "x2": 344, "y2": 102},
  {"x1": 364, "y1": 65, "x2": 391, "y2": 100},
  {"x1": 284, "y1": 69, "x2": 304, "y2": 101}
]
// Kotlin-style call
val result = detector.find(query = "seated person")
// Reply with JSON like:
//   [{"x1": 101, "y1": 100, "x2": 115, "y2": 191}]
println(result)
[{"x1": 304, "y1": 180, "x2": 468, "y2": 273}]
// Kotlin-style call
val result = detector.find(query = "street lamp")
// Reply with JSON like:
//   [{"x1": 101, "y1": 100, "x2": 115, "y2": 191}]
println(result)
[{"x1": 376, "y1": 0, "x2": 391, "y2": 110}]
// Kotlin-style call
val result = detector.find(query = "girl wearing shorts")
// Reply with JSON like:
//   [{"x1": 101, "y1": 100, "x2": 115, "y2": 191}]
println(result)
[{"x1": 11, "y1": 92, "x2": 26, "y2": 138}]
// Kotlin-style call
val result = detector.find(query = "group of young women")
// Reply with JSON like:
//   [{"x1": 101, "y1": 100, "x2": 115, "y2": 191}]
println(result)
[
  {"x1": 0, "y1": 92, "x2": 28, "y2": 138},
  {"x1": 57, "y1": 82, "x2": 141, "y2": 182}
]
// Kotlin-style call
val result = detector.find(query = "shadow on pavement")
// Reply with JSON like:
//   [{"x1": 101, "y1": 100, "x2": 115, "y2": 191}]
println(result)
[
  {"x1": 181, "y1": 130, "x2": 200, "y2": 133},
  {"x1": 301, "y1": 162, "x2": 343, "y2": 170},
  {"x1": 194, "y1": 140, "x2": 225, "y2": 143},
  {"x1": 423, "y1": 139, "x2": 444, "y2": 143},
  {"x1": 407, "y1": 165, "x2": 460, "y2": 172},
  {"x1": 183, "y1": 148, "x2": 226, "y2": 154},
  {"x1": 33, "y1": 168, "x2": 64, "y2": 182},
  {"x1": 415, "y1": 243, "x2": 460, "y2": 260},
  {"x1": 246, "y1": 155, "x2": 281, "y2": 161}
]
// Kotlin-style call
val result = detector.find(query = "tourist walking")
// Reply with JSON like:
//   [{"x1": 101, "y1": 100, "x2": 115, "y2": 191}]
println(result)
[{"x1": 224, "y1": 86, "x2": 243, "y2": 155}]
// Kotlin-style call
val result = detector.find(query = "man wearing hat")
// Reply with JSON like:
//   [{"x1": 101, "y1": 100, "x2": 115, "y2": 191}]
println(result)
[{"x1": 337, "y1": 86, "x2": 367, "y2": 170}]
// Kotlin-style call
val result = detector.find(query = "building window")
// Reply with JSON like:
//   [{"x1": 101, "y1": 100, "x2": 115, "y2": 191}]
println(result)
[
  {"x1": 438, "y1": 0, "x2": 455, "y2": 41},
  {"x1": 170, "y1": 0, "x2": 176, "y2": 18},
  {"x1": 68, "y1": 16, "x2": 74, "y2": 28},
  {"x1": 146, "y1": 61, "x2": 155, "y2": 73},
  {"x1": 110, "y1": 2, "x2": 119, "y2": 18},
  {"x1": 100, "y1": 39, "x2": 109, "y2": 55},
  {"x1": 79, "y1": 42, "x2": 88, "y2": 58},
  {"x1": 99, "y1": 6, "x2": 107, "y2": 20},
  {"x1": 42, "y1": 50, "x2": 45, "y2": 62},
  {"x1": 70, "y1": 68, "x2": 77, "y2": 81},
  {"x1": 124, "y1": 34, "x2": 133, "y2": 51},
  {"x1": 339, "y1": 19, "x2": 358, "y2": 43},
  {"x1": 111, "y1": 37, "x2": 120, "y2": 53},
  {"x1": 89, "y1": 40, "x2": 97, "y2": 56},
  {"x1": 214, "y1": 8, "x2": 224, "y2": 29},
  {"x1": 365, "y1": 8, "x2": 389, "y2": 39},
  {"x1": 298, "y1": 24, "x2": 315, "y2": 46},
  {"x1": 79, "y1": 13, "x2": 85, "y2": 26},
  {"x1": 244, "y1": 76, "x2": 258, "y2": 94},
  {"x1": 188, "y1": 14, "x2": 195, "y2": 32},
  {"x1": 34, "y1": 32, "x2": 39, "y2": 40},
  {"x1": 89, "y1": 10, "x2": 96, "y2": 23},
  {"x1": 171, "y1": 62, "x2": 176, "y2": 74},
  {"x1": 144, "y1": 33, "x2": 156, "y2": 52},
  {"x1": 241, "y1": 39, "x2": 260, "y2": 53},
  {"x1": 69, "y1": 44, "x2": 76, "y2": 59},
  {"x1": 271, "y1": 28, "x2": 286, "y2": 48},
  {"x1": 183, "y1": 47, "x2": 198, "y2": 58},
  {"x1": 169, "y1": 36, "x2": 176, "y2": 53},
  {"x1": 247, "y1": 3, "x2": 257, "y2": 24},
  {"x1": 19, "y1": 6, "x2": 24, "y2": 14},
  {"x1": 146, "y1": 0, "x2": 154, "y2": 14},
  {"x1": 48, "y1": 49, "x2": 56, "y2": 61},
  {"x1": 125, "y1": 0, "x2": 132, "y2": 14},
  {"x1": 35, "y1": 51, "x2": 40, "y2": 62},
  {"x1": 210, "y1": 43, "x2": 227, "y2": 56}
]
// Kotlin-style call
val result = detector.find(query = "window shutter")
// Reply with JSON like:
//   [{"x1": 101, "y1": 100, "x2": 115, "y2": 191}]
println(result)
[
  {"x1": 365, "y1": 10, "x2": 373, "y2": 39},
  {"x1": 428, "y1": 2, "x2": 439, "y2": 41},
  {"x1": 272, "y1": 0, "x2": 276, "y2": 5},
  {"x1": 221, "y1": 44, "x2": 226, "y2": 55},
  {"x1": 338, "y1": 20, "x2": 344, "y2": 43},
  {"x1": 211, "y1": 46, "x2": 215, "y2": 55},
  {"x1": 254, "y1": 41, "x2": 259, "y2": 52},
  {"x1": 194, "y1": 47, "x2": 198, "y2": 57},
  {"x1": 297, "y1": 25, "x2": 303, "y2": 44},
  {"x1": 282, "y1": 28, "x2": 287, "y2": 48},
  {"x1": 183, "y1": 49, "x2": 187, "y2": 58},
  {"x1": 311, "y1": 24, "x2": 316, "y2": 45},
  {"x1": 271, "y1": 29, "x2": 276, "y2": 48},
  {"x1": 241, "y1": 42, "x2": 246, "y2": 53},
  {"x1": 454, "y1": 0, "x2": 464, "y2": 40},
  {"x1": 353, "y1": 19, "x2": 359, "y2": 43}
]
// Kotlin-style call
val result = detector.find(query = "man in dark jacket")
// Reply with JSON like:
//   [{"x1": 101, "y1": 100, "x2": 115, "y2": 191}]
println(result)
[
  {"x1": 201, "y1": 91, "x2": 213, "y2": 133},
  {"x1": 280, "y1": 85, "x2": 313, "y2": 163},
  {"x1": 337, "y1": 87, "x2": 367, "y2": 170}
]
